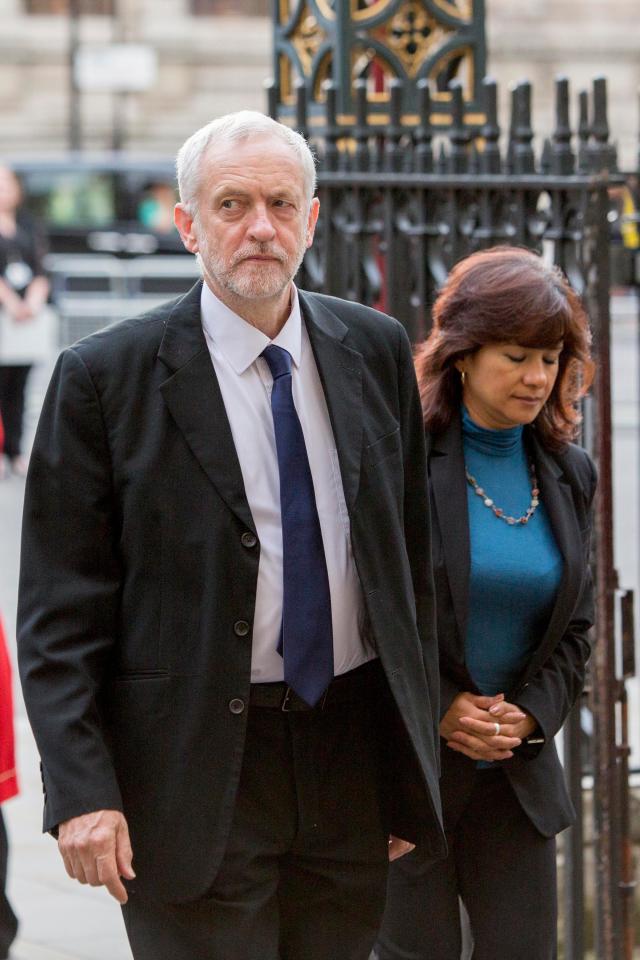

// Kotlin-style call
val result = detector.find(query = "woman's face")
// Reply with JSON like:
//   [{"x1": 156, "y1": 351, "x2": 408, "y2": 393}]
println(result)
[
  {"x1": 0, "y1": 167, "x2": 21, "y2": 214},
  {"x1": 457, "y1": 342, "x2": 563, "y2": 430}
]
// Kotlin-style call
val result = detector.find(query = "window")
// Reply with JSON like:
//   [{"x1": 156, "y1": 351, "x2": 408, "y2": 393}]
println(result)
[
  {"x1": 25, "y1": 1, "x2": 114, "y2": 13},
  {"x1": 191, "y1": 0, "x2": 269, "y2": 14}
]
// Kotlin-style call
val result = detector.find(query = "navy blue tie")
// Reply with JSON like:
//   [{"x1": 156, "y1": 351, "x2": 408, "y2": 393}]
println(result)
[{"x1": 262, "y1": 344, "x2": 334, "y2": 706}]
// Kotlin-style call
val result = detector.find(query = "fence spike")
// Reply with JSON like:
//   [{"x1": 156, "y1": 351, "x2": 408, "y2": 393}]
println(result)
[
  {"x1": 322, "y1": 80, "x2": 339, "y2": 173},
  {"x1": 353, "y1": 78, "x2": 370, "y2": 173},
  {"x1": 577, "y1": 89, "x2": 590, "y2": 173},
  {"x1": 589, "y1": 76, "x2": 611, "y2": 173},
  {"x1": 552, "y1": 75, "x2": 575, "y2": 175},
  {"x1": 481, "y1": 76, "x2": 501, "y2": 174},
  {"x1": 264, "y1": 78, "x2": 279, "y2": 121},
  {"x1": 448, "y1": 79, "x2": 470, "y2": 174},
  {"x1": 513, "y1": 80, "x2": 535, "y2": 174},
  {"x1": 295, "y1": 79, "x2": 308, "y2": 143},
  {"x1": 415, "y1": 78, "x2": 434, "y2": 173},
  {"x1": 385, "y1": 79, "x2": 404, "y2": 173}
]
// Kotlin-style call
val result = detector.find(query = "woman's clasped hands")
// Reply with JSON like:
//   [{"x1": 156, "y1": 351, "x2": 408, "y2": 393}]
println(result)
[{"x1": 440, "y1": 692, "x2": 537, "y2": 762}]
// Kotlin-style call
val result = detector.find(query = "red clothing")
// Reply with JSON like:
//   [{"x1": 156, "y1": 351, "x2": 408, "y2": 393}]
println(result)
[{"x1": 0, "y1": 616, "x2": 18, "y2": 804}]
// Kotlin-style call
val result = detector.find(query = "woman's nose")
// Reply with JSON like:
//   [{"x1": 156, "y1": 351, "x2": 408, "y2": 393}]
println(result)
[{"x1": 523, "y1": 362, "x2": 547, "y2": 386}]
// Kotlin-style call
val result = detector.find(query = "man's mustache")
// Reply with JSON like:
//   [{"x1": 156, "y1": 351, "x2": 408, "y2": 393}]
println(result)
[{"x1": 231, "y1": 245, "x2": 287, "y2": 265}]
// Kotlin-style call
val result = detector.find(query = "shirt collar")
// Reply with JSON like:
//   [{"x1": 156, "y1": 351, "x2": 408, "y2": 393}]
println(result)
[{"x1": 200, "y1": 281, "x2": 302, "y2": 375}]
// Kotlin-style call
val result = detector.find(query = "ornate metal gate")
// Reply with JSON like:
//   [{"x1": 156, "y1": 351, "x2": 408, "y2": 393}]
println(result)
[{"x1": 267, "y1": 35, "x2": 638, "y2": 954}]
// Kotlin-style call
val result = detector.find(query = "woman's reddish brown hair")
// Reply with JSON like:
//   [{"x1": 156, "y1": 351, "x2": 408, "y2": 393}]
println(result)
[{"x1": 415, "y1": 245, "x2": 594, "y2": 450}]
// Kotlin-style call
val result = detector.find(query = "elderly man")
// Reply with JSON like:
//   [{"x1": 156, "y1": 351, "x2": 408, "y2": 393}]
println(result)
[{"x1": 18, "y1": 112, "x2": 444, "y2": 960}]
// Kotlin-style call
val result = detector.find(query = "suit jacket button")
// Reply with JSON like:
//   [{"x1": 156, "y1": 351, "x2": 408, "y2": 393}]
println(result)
[
  {"x1": 229, "y1": 698, "x2": 245, "y2": 715},
  {"x1": 241, "y1": 532, "x2": 257, "y2": 548},
  {"x1": 234, "y1": 620, "x2": 250, "y2": 637}
]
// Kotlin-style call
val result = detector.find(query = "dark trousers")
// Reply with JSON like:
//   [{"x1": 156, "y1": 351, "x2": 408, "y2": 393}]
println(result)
[
  {"x1": 0, "y1": 809, "x2": 18, "y2": 960},
  {"x1": 0, "y1": 365, "x2": 31, "y2": 458},
  {"x1": 376, "y1": 767, "x2": 557, "y2": 960},
  {"x1": 122, "y1": 664, "x2": 390, "y2": 960}
]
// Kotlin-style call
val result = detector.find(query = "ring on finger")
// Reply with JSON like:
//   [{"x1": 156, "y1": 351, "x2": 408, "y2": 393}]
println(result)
[{"x1": 493, "y1": 722, "x2": 501, "y2": 736}]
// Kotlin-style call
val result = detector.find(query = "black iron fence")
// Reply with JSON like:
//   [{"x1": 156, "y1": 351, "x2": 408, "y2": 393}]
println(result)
[{"x1": 269, "y1": 72, "x2": 638, "y2": 959}]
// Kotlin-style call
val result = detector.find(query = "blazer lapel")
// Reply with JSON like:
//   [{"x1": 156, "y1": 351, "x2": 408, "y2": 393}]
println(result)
[
  {"x1": 298, "y1": 291, "x2": 363, "y2": 514},
  {"x1": 429, "y1": 414, "x2": 470, "y2": 649},
  {"x1": 157, "y1": 281, "x2": 256, "y2": 534},
  {"x1": 519, "y1": 430, "x2": 584, "y2": 682}
]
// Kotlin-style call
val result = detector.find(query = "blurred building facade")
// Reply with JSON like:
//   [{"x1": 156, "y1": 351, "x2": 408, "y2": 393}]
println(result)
[{"x1": 0, "y1": 0, "x2": 638, "y2": 168}]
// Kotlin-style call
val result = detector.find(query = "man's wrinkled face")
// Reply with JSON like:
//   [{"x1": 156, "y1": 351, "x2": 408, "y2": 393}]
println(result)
[{"x1": 175, "y1": 135, "x2": 319, "y2": 305}]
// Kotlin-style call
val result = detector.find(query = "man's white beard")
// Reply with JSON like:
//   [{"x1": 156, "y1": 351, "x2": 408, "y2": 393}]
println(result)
[{"x1": 197, "y1": 230, "x2": 308, "y2": 302}]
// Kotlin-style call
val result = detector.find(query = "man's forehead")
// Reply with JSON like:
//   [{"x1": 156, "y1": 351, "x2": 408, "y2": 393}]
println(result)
[{"x1": 204, "y1": 134, "x2": 298, "y2": 170}]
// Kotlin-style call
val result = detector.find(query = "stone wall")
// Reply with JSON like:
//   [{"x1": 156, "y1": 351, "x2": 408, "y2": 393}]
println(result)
[{"x1": 0, "y1": 0, "x2": 638, "y2": 169}]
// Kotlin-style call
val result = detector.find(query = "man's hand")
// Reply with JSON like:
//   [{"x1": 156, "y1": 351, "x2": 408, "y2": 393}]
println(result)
[
  {"x1": 58, "y1": 809, "x2": 135, "y2": 904},
  {"x1": 440, "y1": 692, "x2": 527, "y2": 762},
  {"x1": 388, "y1": 835, "x2": 415, "y2": 861}
]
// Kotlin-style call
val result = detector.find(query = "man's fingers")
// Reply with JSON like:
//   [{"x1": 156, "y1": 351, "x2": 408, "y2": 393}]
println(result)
[
  {"x1": 60, "y1": 851, "x2": 76, "y2": 880},
  {"x1": 115, "y1": 822, "x2": 136, "y2": 880},
  {"x1": 57, "y1": 810, "x2": 133, "y2": 902},
  {"x1": 97, "y1": 854, "x2": 129, "y2": 904}
]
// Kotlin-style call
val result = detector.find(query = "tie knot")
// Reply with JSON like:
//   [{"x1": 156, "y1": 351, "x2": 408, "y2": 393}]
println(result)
[{"x1": 262, "y1": 344, "x2": 292, "y2": 381}]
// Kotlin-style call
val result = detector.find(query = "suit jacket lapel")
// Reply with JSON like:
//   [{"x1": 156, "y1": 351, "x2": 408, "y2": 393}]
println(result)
[
  {"x1": 298, "y1": 291, "x2": 363, "y2": 514},
  {"x1": 157, "y1": 281, "x2": 256, "y2": 534},
  {"x1": 429, "y1": 414, "x2": 470, "y2": 650},
  {"x1": 520, "y1": 430, "x2": 583, "y2": 682}
]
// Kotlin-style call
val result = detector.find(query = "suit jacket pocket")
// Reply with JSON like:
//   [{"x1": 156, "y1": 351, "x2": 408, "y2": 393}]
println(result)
[
  {"x1": 365, "y1": 426, "x2": 401, "y2": 467},
  {"x1": 107, "y1": 676, "x2": 171, "y2": 813}
]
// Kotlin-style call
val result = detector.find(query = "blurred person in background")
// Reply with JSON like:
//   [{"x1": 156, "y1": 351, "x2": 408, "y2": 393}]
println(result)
[
  {"x1": 0, "y1": 164, "x2": 50, "y2": 478},
  {"x1": 376, "y1": 246, "x2": 596, "y2": 960},
  {"x1": 137, "y1": 181, "x2": 178, "y2": 234},
  {"x1": 0, "y1": 608, "x2": 19, "y2": 960}
]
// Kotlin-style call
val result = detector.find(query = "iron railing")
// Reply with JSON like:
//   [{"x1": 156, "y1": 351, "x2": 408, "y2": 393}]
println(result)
[{"x1": 268, "y1": 71, "x2": 638, "y2": 959}]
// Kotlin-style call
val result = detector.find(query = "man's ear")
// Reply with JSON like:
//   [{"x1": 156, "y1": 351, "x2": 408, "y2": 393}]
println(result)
[
  {"x1": 305, "y1": 197, "x2": 320, "y2": 249},
  {"x1": 174, "y1": 204, "x2": 199, "y2": 254}
]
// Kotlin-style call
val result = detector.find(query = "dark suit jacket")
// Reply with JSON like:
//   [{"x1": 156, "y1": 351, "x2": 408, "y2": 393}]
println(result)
[
  {"x1": 428, "y1": 413, "x2": 596, "y2": 838},
  {"x1": 17, "y1": 281, "x2": 445, "y2": 902}
]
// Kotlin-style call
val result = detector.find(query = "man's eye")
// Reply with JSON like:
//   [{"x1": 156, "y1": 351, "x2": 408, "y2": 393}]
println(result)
[{"x1": 221, "y1": 199, "x2": 237, "y2": 209}]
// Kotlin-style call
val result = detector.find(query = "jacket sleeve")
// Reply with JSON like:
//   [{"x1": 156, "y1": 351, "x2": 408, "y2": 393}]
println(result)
[
  {"x1": 396, "y1": 325, "x2": 440, "y2": 749},
  {"x1": 514, "y1": 453, "x2": 597, "y2": 752},
  {"x1": 17, "y1": 347, "x2": 123, "y2": 832}
]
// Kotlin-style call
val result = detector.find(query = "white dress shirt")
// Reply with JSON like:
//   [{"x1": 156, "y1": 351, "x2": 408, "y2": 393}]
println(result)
[{"x1": 200, "y1": 282, "x2": 374, "y2": 682}]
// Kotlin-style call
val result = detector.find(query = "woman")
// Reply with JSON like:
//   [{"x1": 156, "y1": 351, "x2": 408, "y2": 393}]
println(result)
[
  {"x1": 0, "y1": 164, "x2": 50, "y2": 477},
  {"x1": 376, "y1": 246, "x2": 596, "y2": 960}
]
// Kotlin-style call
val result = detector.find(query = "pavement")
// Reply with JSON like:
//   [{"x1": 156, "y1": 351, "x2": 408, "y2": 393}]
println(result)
[{"x1": 0, "y1": 291, "x2": 638, "y2": 959}]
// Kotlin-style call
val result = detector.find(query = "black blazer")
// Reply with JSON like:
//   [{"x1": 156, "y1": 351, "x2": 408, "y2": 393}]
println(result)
[
  {"x1": 428, "y1": 413, "x2": 596, "y2": 837},
  {"x1": 17, "y1": 282, "x2": 446, "y2": 901}
]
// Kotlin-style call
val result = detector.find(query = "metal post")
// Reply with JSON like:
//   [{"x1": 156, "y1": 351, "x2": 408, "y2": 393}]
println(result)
[
  {"x1": 588, "y1": 179, "x2": 623, "y2": 960},
  {"x1": 563, "y1": 702, "x2": 585, "y2": 960},
  {"x1": 617, "y1": 590, "x2": 637, "y2": 960},
  {"x1": 68, "y1": 0, "x2": 81, "y2": 151}
]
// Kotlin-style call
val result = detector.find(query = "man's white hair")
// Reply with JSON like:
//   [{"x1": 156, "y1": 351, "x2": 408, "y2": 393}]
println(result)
[{"x1": 176, "y1": 111, "x2": 317, "y2": 217}]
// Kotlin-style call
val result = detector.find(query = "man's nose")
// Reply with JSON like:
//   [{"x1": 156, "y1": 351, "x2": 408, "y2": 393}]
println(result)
[{"x1": 248, "y1": 206, "x2": 276, "y2": 241}]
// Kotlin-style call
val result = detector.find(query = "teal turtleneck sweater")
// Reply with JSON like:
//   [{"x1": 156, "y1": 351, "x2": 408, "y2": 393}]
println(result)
[{"x1": 462, "y1": 407, "x2": 563, "y2": 698}]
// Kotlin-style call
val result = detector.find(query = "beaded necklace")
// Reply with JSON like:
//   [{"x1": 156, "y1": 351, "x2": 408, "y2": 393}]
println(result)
[{"x1": 464, "y1": 463, "x2": 540, "y2": 526}]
